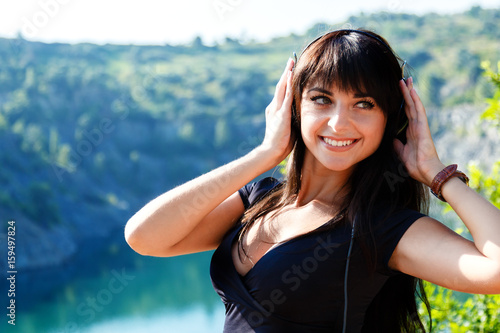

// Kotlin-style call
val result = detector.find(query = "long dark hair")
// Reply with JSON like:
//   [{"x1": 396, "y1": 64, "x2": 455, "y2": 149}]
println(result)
[{"x1": 240, "y1": 29, "x2": 431, "y2": 332}]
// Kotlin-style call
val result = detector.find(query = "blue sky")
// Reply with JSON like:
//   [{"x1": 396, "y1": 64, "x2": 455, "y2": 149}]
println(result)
[{"x1": 1, "y1": 0, "x2": 499, "y2": 45}]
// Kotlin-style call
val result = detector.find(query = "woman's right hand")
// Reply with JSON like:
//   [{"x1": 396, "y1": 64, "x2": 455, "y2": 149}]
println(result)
[{"x1": 257, "y1": 58, "x2": 295, "y2": 165}]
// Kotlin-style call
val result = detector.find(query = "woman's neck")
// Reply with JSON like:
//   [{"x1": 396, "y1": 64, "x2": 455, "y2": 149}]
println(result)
[{"x1": 295, "y1": 153, "x2": 353, "y2": 207}]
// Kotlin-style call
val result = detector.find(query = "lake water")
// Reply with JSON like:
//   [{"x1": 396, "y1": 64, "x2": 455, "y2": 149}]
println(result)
[
  {"x1": 4, "y1": 231, "x2": 225, "y2": 333},
  {"x1": 4, "y1": 201, "x2": 457, "y2": 333}
]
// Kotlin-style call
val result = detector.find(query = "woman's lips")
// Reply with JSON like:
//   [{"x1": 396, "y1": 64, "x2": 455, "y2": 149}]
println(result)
[{"x1": 320, "y1": 136, "x2": 359, "y2": 151}]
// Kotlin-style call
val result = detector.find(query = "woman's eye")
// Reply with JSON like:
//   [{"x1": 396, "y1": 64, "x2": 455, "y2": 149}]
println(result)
[
  {"x1": 356, "y1": 101, "x2": 375, "y2": 109},
  {"x1": 311, "y1": 96, "x2": 331, "y2": 105}
]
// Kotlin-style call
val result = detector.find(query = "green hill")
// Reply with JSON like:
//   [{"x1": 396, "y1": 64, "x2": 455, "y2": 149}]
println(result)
[{"x1": 0, "y1": 6, "x2": 499, "y2": 273}]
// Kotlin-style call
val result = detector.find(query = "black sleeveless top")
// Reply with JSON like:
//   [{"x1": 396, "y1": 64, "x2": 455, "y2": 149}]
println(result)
[{"x1": 210, "y1": 177, "x2": 425, "y2": 332}]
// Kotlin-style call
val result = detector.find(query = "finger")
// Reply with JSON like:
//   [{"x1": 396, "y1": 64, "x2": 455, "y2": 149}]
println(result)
[
  {"x1": 286, "y1": 57, "x2": 294, "y2": 72},
  {"x1": 407, "y1": 78, "x2": 429, "y2": 121},
  {"x1": 408, "y1": 77, "x2": 414, "y2": 90},
  {"x1": 399, "y1": 79, "x2": 417, "y2": 121},
  {"x1": 273, "y1": 58, "x2": 294, "y2": 107},
  {"x1": 277, "y1": 59, "x2": 294, "y2": 89},
  {"x1": 281, "y1": 70, "x2": 294, "y2": 114},
  {"x1": 409, "y1": 87, "x2": 426, "y2": 117},
  {"x1": 404, "y1": 76, "x2": 413, "y2": 90}
]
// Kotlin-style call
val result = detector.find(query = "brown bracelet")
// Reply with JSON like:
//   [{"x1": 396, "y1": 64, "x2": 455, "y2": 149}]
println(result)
[{"x1": 430, "y1": 164, "x2": 469, "y2": 202}]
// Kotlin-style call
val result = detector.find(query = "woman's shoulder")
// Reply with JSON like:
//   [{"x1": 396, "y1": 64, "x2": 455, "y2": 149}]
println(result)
[
  {"x1": 372, "y1": 202, "x2": 426, "y2": 221},
  {"x1": 368, "y1": 203, "x2": 427, "y2": 239},
  {"x1": 238, "y1": 177, "x2": 282, "y2": 209},
  {"x1": 366, "y1": 204, "x2": 427, "y2": 275}
]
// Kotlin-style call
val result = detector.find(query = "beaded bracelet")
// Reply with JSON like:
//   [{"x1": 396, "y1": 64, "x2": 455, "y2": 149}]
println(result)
[{"x1": 430, "y1": 164, "x2": 469, "y2": 202}]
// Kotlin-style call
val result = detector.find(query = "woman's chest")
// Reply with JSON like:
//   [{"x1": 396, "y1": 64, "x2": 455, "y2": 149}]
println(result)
[
  {"x1": 233, "y1": 206, "x2": 342, "y2": 276},
  {"x1": 230, "y1": 226, "x2": 358, "y2": 320},
  {"x1": 211, "y1": 223, "x2": 390, "y2": 329}
]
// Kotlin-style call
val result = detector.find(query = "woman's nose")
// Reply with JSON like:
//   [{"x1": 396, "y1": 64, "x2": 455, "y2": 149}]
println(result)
[{"x1": 327, "y1": 105, "x2": 350, "y2": 131}]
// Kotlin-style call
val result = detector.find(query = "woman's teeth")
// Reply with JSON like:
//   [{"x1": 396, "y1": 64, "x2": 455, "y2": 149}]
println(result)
[{"x1": 323, "y1": 137, "x2": 355, "y2": 147}]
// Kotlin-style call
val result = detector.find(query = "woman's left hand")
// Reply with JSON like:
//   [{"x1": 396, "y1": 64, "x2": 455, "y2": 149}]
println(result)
[{"x1": 393, "y1": 77, "x2": 445, "y2": 187}]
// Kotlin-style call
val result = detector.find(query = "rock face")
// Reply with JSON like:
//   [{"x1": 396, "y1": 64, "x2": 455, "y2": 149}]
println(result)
[{"x1": 428, "y1": 104, "x2": 500, "y2": 171}]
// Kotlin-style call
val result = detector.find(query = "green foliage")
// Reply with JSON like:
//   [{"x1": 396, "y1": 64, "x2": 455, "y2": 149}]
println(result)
[
  {"x1": 420, "y1": 282, "x2": 500, "y2": 332},
  {"x1": 420, "y1": 60, "x2": 500, "y2": 332},
  {"x1": 470, "y1": 60, "x2": 500, "y2": 210},
  {"x1": 468, "y1": 161, "x2": 500, "y2": 209},
  {"x1": 480, "y1": 61, "x2": 500, "y2": 127}
]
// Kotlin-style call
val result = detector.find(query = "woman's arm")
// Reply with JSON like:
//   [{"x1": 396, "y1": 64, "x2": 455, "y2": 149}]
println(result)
[
  {"x1": 391, "y1": 78, "x2": 500, "y2": 294},
  {"x1": 125, "y1": 152, "x2": 271, "y2": 257},
  {"x1": 124, "y1": 58, "x2": 295, "y2": 257}
]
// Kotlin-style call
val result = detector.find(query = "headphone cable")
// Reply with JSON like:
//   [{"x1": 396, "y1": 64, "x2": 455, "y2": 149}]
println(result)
[{"x1": 342, "y1": 218, "x2": 357, "y2": 333}]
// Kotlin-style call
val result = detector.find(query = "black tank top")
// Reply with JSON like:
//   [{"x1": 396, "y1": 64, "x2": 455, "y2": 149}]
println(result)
[{"x1": 210, "y1": 177, "x2": 424, "y2": 332}]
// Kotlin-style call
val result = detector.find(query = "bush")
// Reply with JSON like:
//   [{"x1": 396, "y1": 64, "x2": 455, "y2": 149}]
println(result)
[{"x1": 420, "y1": 281, "x2": 500, "y2": 332}]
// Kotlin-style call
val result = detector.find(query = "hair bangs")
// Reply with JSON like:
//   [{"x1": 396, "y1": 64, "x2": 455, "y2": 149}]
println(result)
[{"x1": 296, "y1": 32, "x2": 403, "y2": 116}]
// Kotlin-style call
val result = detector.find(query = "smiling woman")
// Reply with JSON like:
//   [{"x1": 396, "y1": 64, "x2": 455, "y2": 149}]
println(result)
[
  {"x1": 300, "y1": 85, "x2": 387, "y2": 173},
  {"x1": 124, "y1": 28, "x2": 500, "y2": 332}
]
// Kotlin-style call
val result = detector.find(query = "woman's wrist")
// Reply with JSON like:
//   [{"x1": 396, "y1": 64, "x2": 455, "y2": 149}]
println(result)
[
  {"x1": 249, "y1": 145, "x2": 288, "y2": 171},
  {"x1": 423, "y1": 161, "x2": 446, "y2": 187},
  {"x1": 428, "y1": 164, "x2": 470, "y2": 202}
]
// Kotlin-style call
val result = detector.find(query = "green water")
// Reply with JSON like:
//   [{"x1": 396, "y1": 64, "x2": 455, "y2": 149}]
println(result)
[{"x1": 5, "y1": 234, "x2": 225, "y2": 333}]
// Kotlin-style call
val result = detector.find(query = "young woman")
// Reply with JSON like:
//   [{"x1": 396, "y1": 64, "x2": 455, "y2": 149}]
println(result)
[{"x1": 124, "y1": 29, "x2": 500, "y2": 332}]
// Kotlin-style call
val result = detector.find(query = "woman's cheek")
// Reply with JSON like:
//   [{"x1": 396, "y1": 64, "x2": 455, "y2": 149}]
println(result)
[{"x1": 300, "y1": 111, "x2": 323, "y2": 143}]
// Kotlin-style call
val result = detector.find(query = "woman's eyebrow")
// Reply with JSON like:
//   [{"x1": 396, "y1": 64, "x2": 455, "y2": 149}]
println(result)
[
  {"x1": 353, "y1": 92, "x2": 373, "y2": 98},
  {"x1": 307, "y1": 87, "x2": 333, "y2": 95}
]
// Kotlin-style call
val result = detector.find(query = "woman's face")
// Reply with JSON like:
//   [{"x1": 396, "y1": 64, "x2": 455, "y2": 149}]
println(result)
[{"x1": 300, "y1": 80, "x2": 387, "y2": 175}]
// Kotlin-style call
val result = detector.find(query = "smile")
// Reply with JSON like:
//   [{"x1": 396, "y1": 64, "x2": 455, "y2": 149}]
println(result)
[{"x1": 321, "y1": 137, "x2": 357, "y2": 147}]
